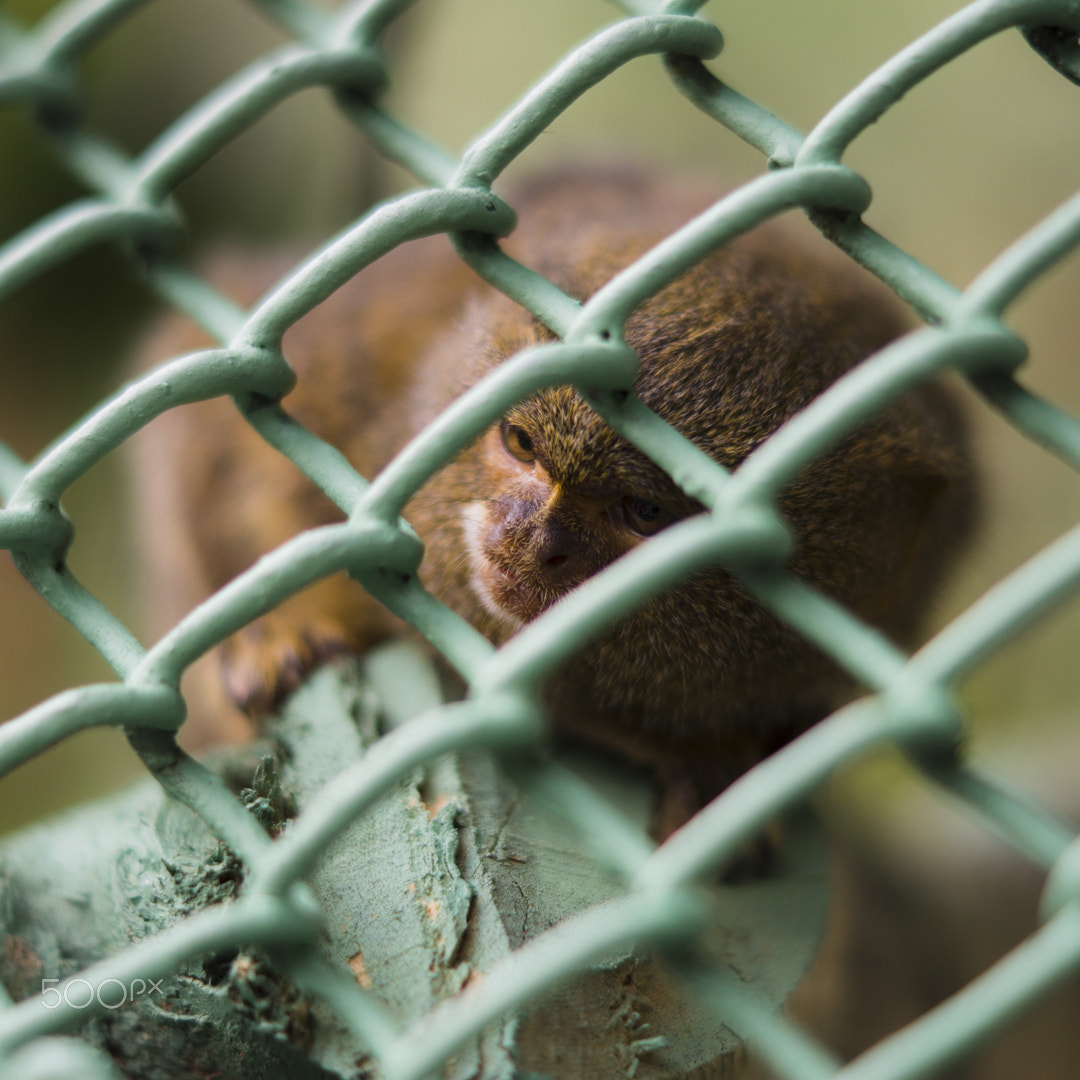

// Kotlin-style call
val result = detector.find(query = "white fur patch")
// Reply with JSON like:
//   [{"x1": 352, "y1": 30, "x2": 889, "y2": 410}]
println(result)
[{"x1": 460, "y1": 502, "x2": 523, "y2": 631}]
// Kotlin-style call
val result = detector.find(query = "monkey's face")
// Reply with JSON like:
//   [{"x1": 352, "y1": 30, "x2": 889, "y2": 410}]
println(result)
[
  {"x1": 458, "y1": 390, "x2": 686, "y2": 635},
  {"x1": 404, "y1": 213, "x2": 963, "y2": 745}
]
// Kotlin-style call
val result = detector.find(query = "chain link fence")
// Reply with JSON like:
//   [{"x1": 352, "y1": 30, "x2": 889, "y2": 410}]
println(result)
[{"x1": 1, "y1": 0, "x2": 1080, "y2": 1076}]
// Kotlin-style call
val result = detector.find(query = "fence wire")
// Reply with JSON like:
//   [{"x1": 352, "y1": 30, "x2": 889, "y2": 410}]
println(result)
[{"x1": 1, "y1": 0, "x2": 1080, "y2": 1077}]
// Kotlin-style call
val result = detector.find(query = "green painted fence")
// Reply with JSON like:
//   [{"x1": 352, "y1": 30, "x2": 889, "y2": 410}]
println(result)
[{"x1": 1, "y1": 1, "x2": 1080, "y2": 1077}]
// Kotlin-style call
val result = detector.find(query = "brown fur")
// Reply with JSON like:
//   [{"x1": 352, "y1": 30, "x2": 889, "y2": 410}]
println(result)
[{"x1": 132, "y1": 166, "x2": 973, "y2": 812}]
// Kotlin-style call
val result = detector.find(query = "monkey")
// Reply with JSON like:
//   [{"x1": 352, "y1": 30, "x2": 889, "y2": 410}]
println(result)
[{"x1": 132, "y1": 164, "x2": 973, "y2": 827}]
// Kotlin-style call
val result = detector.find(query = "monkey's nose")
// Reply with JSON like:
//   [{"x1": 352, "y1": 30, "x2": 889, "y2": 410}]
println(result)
[{"x1": 533, "y1": 523, "x2": 582, "y2": 586}]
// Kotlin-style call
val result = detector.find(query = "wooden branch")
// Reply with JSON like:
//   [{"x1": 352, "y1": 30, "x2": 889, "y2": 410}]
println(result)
[{"x1": 0, "y1": 645, "x2": 827, "y2": 1079}]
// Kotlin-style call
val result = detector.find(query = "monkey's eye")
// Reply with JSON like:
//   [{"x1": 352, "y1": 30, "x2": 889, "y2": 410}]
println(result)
[
  {"x1": 622, "y1": 496, "x2": 669, "y2": 537},
  {"x1": 500, "y1": 420, "x2": 536, "y2": 465}
]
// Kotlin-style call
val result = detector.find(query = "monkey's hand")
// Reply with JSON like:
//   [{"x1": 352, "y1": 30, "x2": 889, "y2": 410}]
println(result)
[
  {"x1": 220, "y1": 613, "x2": 354, "y2": 717},
  {"x1": 212, "y1": 571, "x2": 389, "y2": 717}
]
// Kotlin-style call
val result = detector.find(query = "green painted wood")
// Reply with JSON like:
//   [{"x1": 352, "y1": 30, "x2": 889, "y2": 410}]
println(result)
[{"x1": 0, "y1": 648, "x2": 827, "y2": 1078}]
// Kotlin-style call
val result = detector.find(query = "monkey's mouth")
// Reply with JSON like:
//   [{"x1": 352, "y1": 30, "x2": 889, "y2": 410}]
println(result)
[
  {"x1": 460, "y1": 503, "x2": 564, "y2": 629},
  {"x1": 474, "y1": 557, "x2": 554, "y2": 625}
]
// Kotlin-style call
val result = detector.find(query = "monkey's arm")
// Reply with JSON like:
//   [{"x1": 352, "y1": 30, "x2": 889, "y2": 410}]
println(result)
[{"x1": 130, "y1": 237, "x2": 474, "y2": 740}]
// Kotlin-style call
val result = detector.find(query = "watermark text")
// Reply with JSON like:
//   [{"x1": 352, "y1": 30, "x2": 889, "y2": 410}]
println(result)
[{"x1": 41, "y1": 978, "x2": 164, "y2": 1010}]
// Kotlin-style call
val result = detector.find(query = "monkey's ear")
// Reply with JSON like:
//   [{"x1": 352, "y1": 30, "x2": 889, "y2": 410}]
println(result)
[
  {"x1": 869, "y1": 456, "x2": 977, "y2": 641},
  {"x1": 904, "y1": 384, "x2": 978, "y2": 578}
]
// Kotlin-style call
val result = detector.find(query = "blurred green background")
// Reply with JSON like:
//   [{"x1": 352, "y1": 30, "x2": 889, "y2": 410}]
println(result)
[{"x1": 1, "y1": 0, "x2": 1078, "y2": 842}]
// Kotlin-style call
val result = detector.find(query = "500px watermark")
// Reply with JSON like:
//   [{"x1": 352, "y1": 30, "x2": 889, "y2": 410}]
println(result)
[{"x1": 41, "y1": 978, "x2": 164, "y2": 1010}]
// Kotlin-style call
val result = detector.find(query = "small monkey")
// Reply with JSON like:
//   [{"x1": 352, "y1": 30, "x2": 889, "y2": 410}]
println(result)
[{"x1": 134, "y1": 166, "x2": 972, "y2": 822}]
